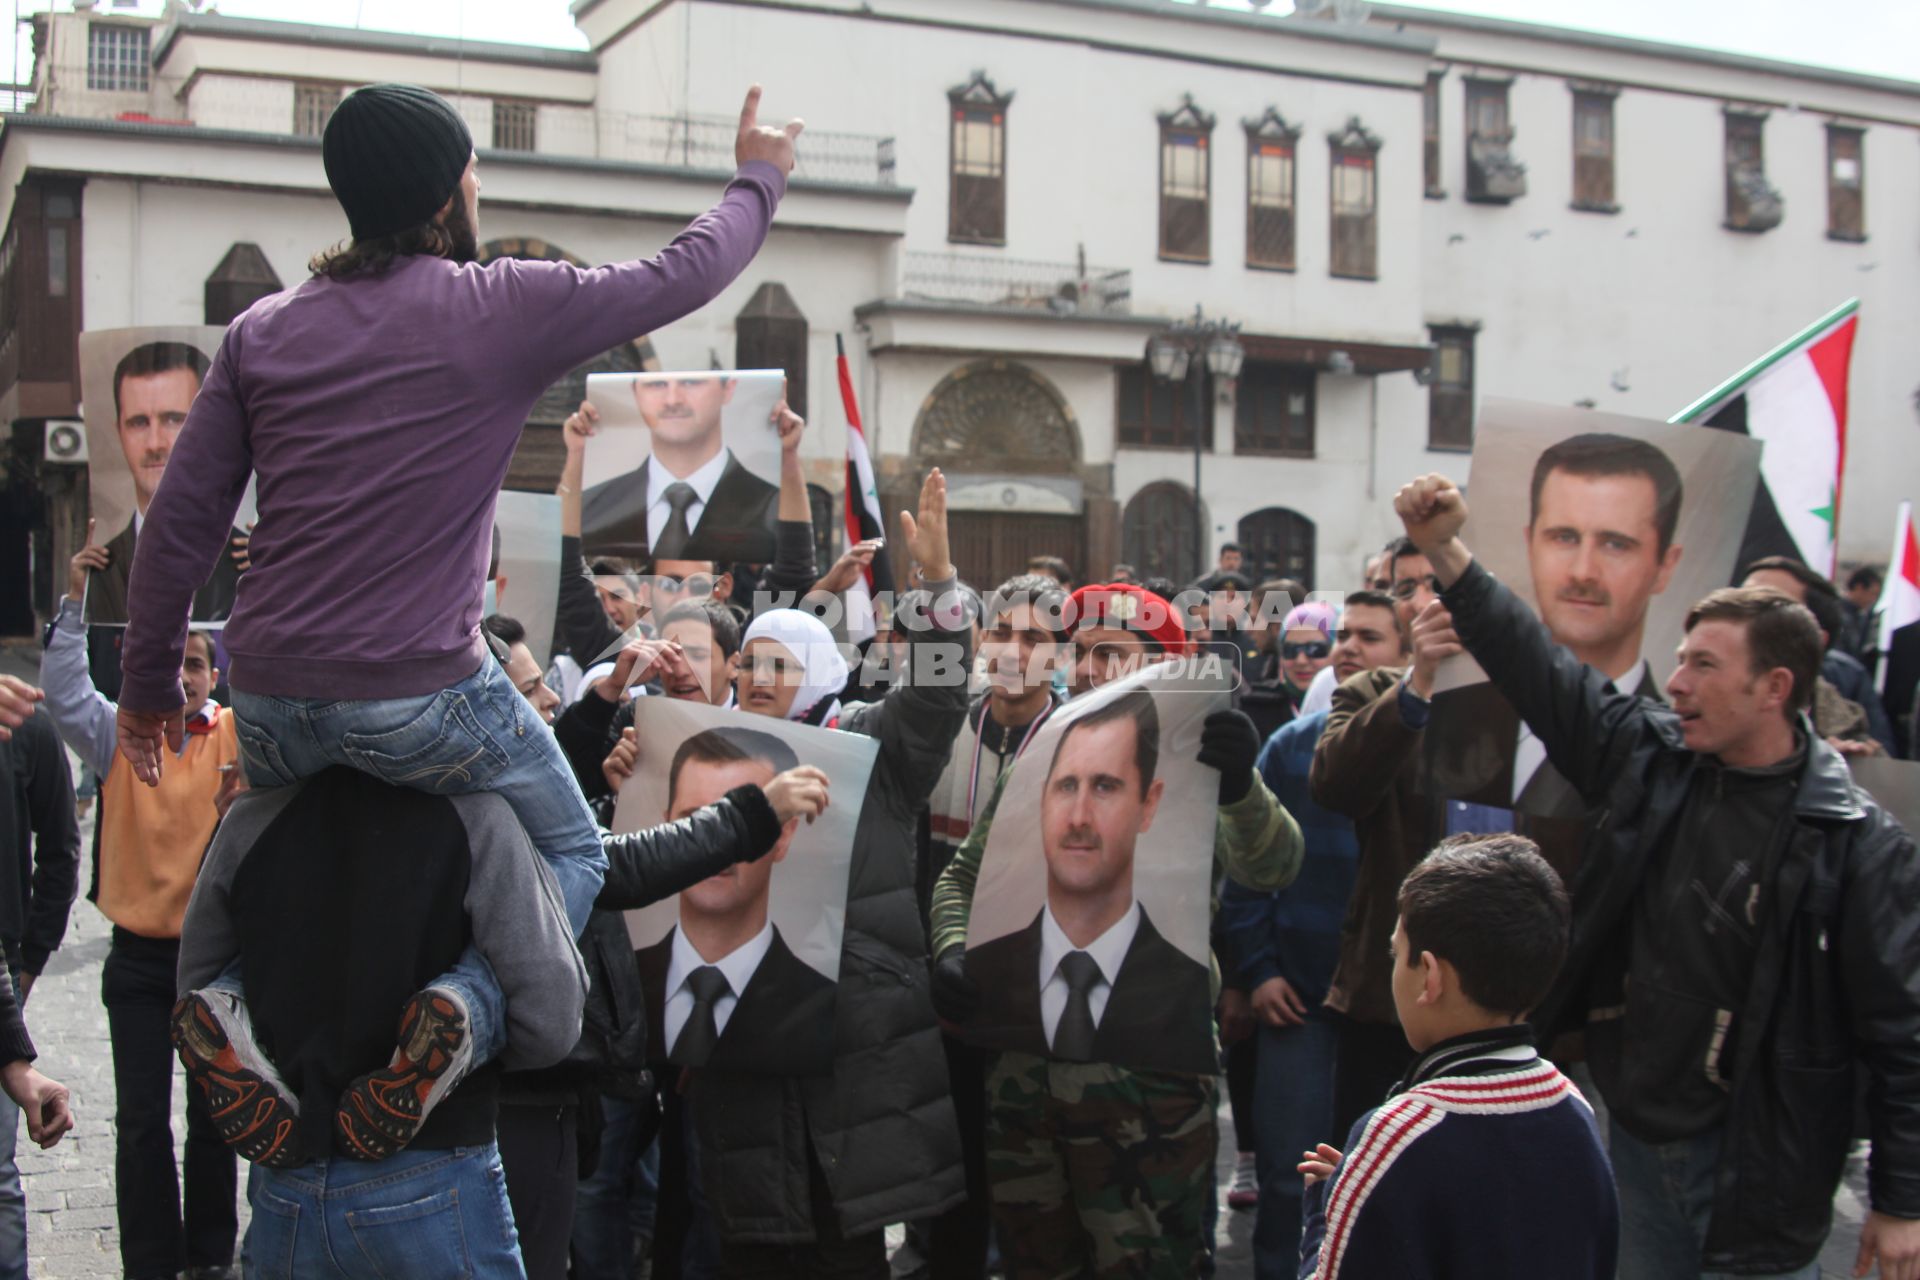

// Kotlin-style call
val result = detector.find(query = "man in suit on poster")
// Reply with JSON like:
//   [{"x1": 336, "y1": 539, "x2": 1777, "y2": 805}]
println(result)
[
  {"x1": 964, "y1": 690, "x2": 1214, "y2": 1076},
  {"x1": 1424, "y1": 432, "x2": 1682, "y2": 821},
  {"x1": 87, "y1": 342, "x2": 246, "y2": 629},
  {"x1": 580, "y1": 374, "x2": 779, "y2": 564},
  {"x1": 635, "y1": 725, "x2": 835, "y2": 1073}
]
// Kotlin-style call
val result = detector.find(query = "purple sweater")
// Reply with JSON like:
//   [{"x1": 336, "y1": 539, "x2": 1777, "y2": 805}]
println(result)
[{"x1": 120, "y1": 163, "x2": 785, "y2": 714}]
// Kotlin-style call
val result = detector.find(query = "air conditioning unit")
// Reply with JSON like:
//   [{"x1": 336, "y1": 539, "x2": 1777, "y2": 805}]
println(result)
[{"x1": 44, "y1": 420, "x2": 87, "y2": 464}]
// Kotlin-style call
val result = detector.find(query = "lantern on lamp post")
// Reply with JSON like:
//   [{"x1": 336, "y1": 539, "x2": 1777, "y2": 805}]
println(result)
[{"x1": 1148, "y1": 308, "x2": 1243, "y2": 580}]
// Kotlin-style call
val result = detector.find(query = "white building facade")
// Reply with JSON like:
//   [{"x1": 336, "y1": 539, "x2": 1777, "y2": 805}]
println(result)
[{"x1": 2, "y1": 0, "x2": 1914, "y2": 624}]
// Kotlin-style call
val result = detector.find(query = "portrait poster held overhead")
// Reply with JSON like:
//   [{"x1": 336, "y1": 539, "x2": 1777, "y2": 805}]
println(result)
[
  {"x1": 1422, "y1": 399, "x2": 1762, "y2": 818},
  {"x1": 614, "y1": 697, "x2": 876, "y2": 1076},
  {"x1": 961, "y1": 660, "x2": 1231, "y2": 1076},
  {"x1": 487, "y1": 490, "x2": 562, "y2": 668},
  {"x1": 580, "y1": 369, "x2": 785, "y2": 565},
  {"x1": 78, "y1": 326, "x2": 258, "y2": 626}
]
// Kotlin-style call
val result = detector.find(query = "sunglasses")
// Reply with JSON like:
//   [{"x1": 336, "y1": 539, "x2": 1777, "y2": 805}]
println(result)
[
  {"x1": 651, "y1": 574, "x2": 716, "y2": 597},
  {"x1": 1389, "y1": 574, "x2": 1442, "y2": 601},
  {"x1": 1282, "y1": 639, "x2": 1331, "y2": 660}
]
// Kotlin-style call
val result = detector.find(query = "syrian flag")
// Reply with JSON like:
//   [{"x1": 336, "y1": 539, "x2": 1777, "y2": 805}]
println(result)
[
  {"x1": 1672, "y1": 298, "x2": 1858, "y2": 577},
  {"x1": 838, "y1": 334, "x2": 894, "y2": 644},
  {"x1": 1877, "y1": 501, "x2": 1920, "y2": 694}
]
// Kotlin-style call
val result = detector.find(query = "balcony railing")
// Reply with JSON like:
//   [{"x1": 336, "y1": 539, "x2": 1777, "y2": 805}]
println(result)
[
  {"x1": 22, "y1": 61, "x2": 898, "y2": 187},
  {"x1": 901, "y1": 250, "x2": 1132, "y2": 315},
  {"x1": 575, "y1": 110, "x2": 895, "y2": 187}
]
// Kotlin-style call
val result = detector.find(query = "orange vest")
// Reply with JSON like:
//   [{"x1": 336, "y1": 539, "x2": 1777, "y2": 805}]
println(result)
[{"x1": 98, "y1": 707, "x2": 239, "y2": 939}]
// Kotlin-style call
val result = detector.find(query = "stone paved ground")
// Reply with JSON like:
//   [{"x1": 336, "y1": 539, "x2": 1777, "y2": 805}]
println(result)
[{"x1": 0, "y1": 639, "x2": 1876, "y2": 1278}]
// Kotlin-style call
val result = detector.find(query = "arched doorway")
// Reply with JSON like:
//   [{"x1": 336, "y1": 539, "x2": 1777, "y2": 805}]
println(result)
[
  {"x1": 479, "y1": 237, "x2": 660, "y2": 492},
  {"x1": 1122, "y1": 482, "x2": 1205, "y2": 585},
  {"x1": 1238, "y1": 506, "x2": 1316, "y2": 589},
  {"x1": 912, "y1": 360, "x2": 1084, "y2": 590}
]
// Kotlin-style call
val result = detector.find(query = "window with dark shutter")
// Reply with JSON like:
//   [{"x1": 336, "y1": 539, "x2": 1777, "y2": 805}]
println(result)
[
  {"x1": 1827, "y1": 125, "x2": 1864, "y2": 241},
  {"x1": 1427, "y1": 326, "x2": 1476, "y2": 451},
  {"x1": 1327, "y1": 118, "x2": 1381, "y2": 281},
  {"x1": 205, "y1": 243, "x2": 283, "y2": 326},
  {"x1": 1464, "y1": 79, "x2": 1526, "y2": 203},
  {"x1": 1725, "y1": 108, "x2": 1782, "y2": 232},
  {"x1": 1158, "y1": 96, "x2": 1214, "y2": 263},
  {"x1": 807, "y1": 484, "x2": 839, "y2": 575},
  {"x1": 1117, "y1": 363, "x2": 1208, "y2": 450},
  {"x1": 1245, "y1": 108, "x2": 1299, "y2": 271},
  {"x1": 1234, "y1": 363, "x2": 1315, "y2": 456},
  {"x1": 948, "y1": 72, "x2": 1010, "y2": 245},
  {"x1": 1423, "y1": 73, "x2": 1444, "y2": 197},
  {"x1": 735, "y1": 282, "x2": 808, "y2": 418},
  {"x1": 1570, "y1": 87, "x2": 1617, "y2": 211}
]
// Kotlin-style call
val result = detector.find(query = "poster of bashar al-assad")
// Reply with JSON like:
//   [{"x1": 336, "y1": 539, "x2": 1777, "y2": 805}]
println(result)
[
  {"x1": 960, "y1": 660, "x2": 1231, "y2": 1076},
  {"x1": 614, "y1": 697, "x2": 876, "y2": 1076},
  {"x1": 78, "y1": 326, "x2": 258, "y2": 626},
  {"x1": 1423, "y1": 398, "x2": 1762, "y2": 817},
  {"x1": 487, "y1": 491, "x2": 562, "y2": 668},
  {"x1": 579, "y1": 369, "x2": 784, "y2": 565}
]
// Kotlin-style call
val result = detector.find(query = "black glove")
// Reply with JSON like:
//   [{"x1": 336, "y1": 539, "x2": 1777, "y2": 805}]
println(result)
[
  {"x1": 1198, "y1": 708, "x2": 1260, "y2": 806},
  {"x1": 930, "y1": 949, "x2": 980, "y2": 1025}
]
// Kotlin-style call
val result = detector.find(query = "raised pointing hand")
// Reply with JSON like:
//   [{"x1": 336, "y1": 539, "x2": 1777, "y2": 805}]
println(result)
[{"x1": 735, "y1": 85, "x2": 804, "y2": 176}]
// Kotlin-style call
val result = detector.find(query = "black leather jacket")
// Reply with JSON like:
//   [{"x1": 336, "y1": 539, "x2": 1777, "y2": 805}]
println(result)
[{"x1": 1445, "y1": 558, "x2": 1920, "y2": 1273}]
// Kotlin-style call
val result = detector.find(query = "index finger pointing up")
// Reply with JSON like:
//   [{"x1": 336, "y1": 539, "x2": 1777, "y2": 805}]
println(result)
[{"x1": 738, "y1": 84, "x2": 763, "y2": 135}]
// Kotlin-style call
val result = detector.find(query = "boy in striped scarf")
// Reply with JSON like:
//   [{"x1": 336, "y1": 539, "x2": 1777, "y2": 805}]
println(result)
[{"x1": 1297, "y1": 833, "x2": 1618, "y2": 1279}]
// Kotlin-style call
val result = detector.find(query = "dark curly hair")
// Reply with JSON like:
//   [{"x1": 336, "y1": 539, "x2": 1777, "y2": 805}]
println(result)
[{"x1": 309, "y1": 195, "x2": 478, "y2": 280}]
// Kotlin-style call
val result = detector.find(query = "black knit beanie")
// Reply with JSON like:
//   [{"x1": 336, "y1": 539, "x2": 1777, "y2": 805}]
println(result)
[{"x1": 322, "y1": 84, "x2": 474, "y2": 241}]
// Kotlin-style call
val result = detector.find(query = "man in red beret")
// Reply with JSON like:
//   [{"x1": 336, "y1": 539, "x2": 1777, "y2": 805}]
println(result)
[{"x1": 1065, "y1": 582, "x2": 1193, "y2": 696}]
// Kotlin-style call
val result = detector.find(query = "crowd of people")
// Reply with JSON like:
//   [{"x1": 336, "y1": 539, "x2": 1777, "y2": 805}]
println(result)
[{"x1": 0, "y1": 79, "x2": 1915, "y2": 1280}]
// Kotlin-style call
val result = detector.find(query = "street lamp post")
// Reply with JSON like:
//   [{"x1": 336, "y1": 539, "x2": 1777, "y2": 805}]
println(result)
[{"x1": 1148, "y1": 307, "x2": 1244, "y2": 581}]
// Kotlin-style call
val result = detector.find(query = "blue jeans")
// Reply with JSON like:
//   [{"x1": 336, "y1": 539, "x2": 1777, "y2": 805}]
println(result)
[
  {"x1": 230, "y1": 658, "x2": 606, "y2": 1064},
  {"x1": 1251, "y1": 1011, "x2": 1338, "y2": 1280},
  {"x1": 1610, "y1": 1119, "x2": 1820, "y2": 1280},
  {"x1": 244, "y1": 1145, "x2": 524, "y2": 1278}
]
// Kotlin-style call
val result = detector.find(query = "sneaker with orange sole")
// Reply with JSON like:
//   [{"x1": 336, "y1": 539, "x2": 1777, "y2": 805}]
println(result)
[
  {"x1": 170, "y1": 989, "x2": 306, "y2": 1169},
  {"x1": 335, "y1": 987, "x2": 474, "y2": 1161}
]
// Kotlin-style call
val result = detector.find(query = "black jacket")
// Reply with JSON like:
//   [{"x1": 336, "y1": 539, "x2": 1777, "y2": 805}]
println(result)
[
  {"x1": 964, "y1": 905, "x2": 1214, "y2": 1076},
  {"x1": 581, "y1": 454, "x2": 780, "y2": 564},
  {"x1": 1445, "y1": 558, "x2": 1920, "y2": 1273},
  {"x1": 0, "y1": 709, "x2": 79, "y2": 976},
  {"x1": 637, "y1": 923, "x2": 835, "y2": 1073},
  {"x1": 684, "y1": 598, "x2": 972, "y2": 1244}
]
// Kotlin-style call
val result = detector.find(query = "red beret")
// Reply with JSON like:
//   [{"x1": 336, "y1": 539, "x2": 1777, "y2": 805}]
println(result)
[{"x1": 1067, "y1": 583, "x2": 1192, "y2": 657}]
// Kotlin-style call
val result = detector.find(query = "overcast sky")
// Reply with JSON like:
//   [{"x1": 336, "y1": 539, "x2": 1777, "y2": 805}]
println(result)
[{"x1": 13, "y1": 0, "x2": 1918, "y2": 84}]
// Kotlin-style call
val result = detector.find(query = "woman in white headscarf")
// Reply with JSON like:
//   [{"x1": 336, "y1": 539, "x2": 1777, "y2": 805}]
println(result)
[{"x1": 737, "y1": 608, "x2": 853, "y2": 727}]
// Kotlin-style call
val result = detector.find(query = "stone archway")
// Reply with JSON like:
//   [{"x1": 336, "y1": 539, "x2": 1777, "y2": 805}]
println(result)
[
  {"x1": 479, "y1": 237, "x2": 661, "y2": 491},
  {"x1": 911, "y1": 360, "x2": 1085, "y2": 589}
]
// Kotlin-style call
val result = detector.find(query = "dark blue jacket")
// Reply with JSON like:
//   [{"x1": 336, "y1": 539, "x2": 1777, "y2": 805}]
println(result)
[
  {"x1": 1217, "y1": 710, "x2": 1356, "y2": 1005},
  {"x1": 1299, "y1": 1026, "x2": 1619, "y2": 1279}
]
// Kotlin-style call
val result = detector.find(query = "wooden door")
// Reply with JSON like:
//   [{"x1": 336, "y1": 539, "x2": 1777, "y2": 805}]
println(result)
[{"x1": 948, "y1": 512, "x2": 1085, "y2": 592}]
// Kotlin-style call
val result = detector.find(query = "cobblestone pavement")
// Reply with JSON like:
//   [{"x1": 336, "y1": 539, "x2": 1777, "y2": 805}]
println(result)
[{"x1": 0, "y1": 640, "x2": 1875, "y2": 1279}]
